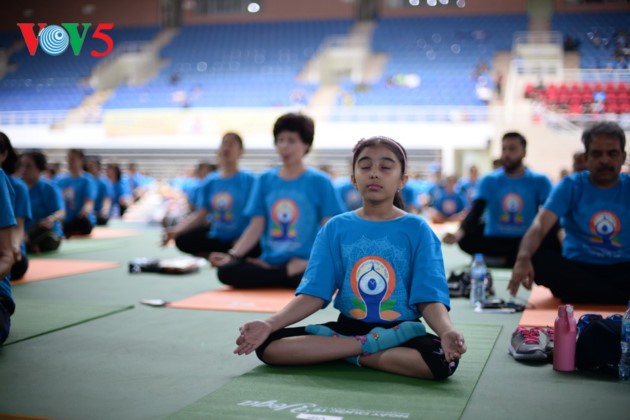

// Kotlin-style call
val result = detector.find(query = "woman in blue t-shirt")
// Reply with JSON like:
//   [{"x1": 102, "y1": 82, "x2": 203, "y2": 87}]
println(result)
[
  {"x1": 0, "y1": 132, "x2": 32, "y2": 280},
  {"x1": 0, "y1": 168, "x2": 16, "y2": 344},
  {"x1": 162, "y1": 132, "x2": 260, "y2": 258},
  {"x1": 210, "y1": 113, "x2": 344, "y2": 288},
  {"x1": 55, "y1": 149, "x2": 97, "y2": 237},
  {"x1": 19, "y1": 151, "x2": 65, "y2": 253},
  {"x1": 233, "y1": 136, "x2": 466, "y2": 380}
]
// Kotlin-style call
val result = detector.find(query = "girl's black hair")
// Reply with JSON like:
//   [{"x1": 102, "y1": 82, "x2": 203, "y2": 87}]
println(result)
[
  {"x1": 0, "y1": 132, "x2": 18, "y2": 175},
  {"x1": 352, "y1": 136, "x2": 407, "y2": 210}
]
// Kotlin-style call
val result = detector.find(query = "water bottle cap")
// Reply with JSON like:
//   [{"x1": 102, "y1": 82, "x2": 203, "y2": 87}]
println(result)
[
  {"x1": 566, "y1": 304, "x2": 573, "y2": 313},
  {"x1": 473, "y1": 253, "x2": 484, "y2": 260}
]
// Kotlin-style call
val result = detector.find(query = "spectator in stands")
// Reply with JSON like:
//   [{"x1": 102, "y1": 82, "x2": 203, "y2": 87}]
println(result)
[
  {"x1": 210, "y1": 113, "x2": 344, "y2": 288},
  {"x1": 56, "y1": 149, "x2": 97, "y2": 237},
  {"x1": 424, "y1": 175, "x2": 468, "y2": 224},
  {"x1": 106, "y1": 163, "x2": 133, "y2": 218},
  {"x1": 86, "y1": 156, "x2": 113, "y2": 226},
  {"x1": 162, "y1": 132, "x2": 260, "y2": 258},
  {"x1": 0, "y1": 167, "x2": 16, "y2": 344},
  {"x1": 442, "y1": 132, "x2": 558, "y2": 267},
  {"x1": 19, "y1": 151, "x2": 65, "y2": 254},
  {"x1": 509, "y1": 121, "x2": 630, "y2": 304},
  {"x1": 0, "y1": 133, "x2": 31, "y2": 280}
]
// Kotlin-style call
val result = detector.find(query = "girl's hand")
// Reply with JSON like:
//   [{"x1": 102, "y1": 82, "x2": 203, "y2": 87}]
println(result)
[
  {"x1": 209, "y1": 252, "x2": 232, "y2": 267},
  {"x1": 440, "y1": 329, "x2": 466, "y2": 362},
  {"x1": 234, "y1": 320, "x2": 272, "y2": 355}
]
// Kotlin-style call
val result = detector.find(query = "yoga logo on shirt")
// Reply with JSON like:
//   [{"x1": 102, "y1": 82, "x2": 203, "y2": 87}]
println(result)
[
  {"x1": 349, "y1": 256, "x2": 400, "y2": 322},
  {"x1": 589, "y1": 211, "x2": 621, "y2": 250},
  {"x1": 62, "y1": 187, "x2": 76, "y2": 210},
  {"x1": 270, "y1": 198, "x2": 298, "y2": 240},
  {"x1": 441, "y1": 198, "x2": 457, "y2": 216},
  {"x1": 500, "y1": 192, "x2": 524, "y2": 224},
  {"x1": 211, "y1": 191, "x2": 234, "y2": 223}
]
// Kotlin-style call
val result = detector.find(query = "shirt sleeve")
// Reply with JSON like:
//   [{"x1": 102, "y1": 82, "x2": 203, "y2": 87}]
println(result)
[
  {"x1": 473, "y1": 174, "x2": 491, "y2": 201},
  {"x1": 244, "y1": 174, "x2": 266, "y2": 218},
  {"x1": 537, "y1": 175, "x2": 553, "y2": 205},
  {"x1": 0, "y1": 173, "x2": 16, "y2": 228},
  {"x1": 13, "y1": 179, "x2": 32, "y2": 222},
  {"x1": 295, "y1": 225, "x2": 338, "y2": 306},
  {"x1": 408, "y1": 222, "x2": 451, "y2": 310},
  {"x1": 543, "y1": 177, "x2": 572, "y2": 219}
]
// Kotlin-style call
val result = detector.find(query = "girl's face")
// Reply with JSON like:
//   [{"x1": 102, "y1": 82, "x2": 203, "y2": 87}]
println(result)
[
  {"x1": 274, "y1": 130, "x2": 308, "y2": 166},
  {"x1": 19, "y1": 155, "x2": 40, "y2": 184},
  {"x1": 351, "y1": 144, "x2": 406, "y2": 205},
  {"x1": 218, "y1": 134, "x2": 242, "y2": 165}
]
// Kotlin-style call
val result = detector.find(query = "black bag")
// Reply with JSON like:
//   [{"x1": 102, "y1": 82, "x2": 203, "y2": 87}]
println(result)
[
  {"x1": 128, "y1": 257, "x2": 204, "y2": 275},
  {"x1": 576, "y1": 317, "x2": 621, "y2": 376}
]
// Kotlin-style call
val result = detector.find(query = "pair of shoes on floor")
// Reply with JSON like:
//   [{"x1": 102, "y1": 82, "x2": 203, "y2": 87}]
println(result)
[
  {"x1": 508, "y1": 326, "x2": 554, "y2": 362},
  {"x1": 447, "y1": 270, "x2": 495, "y2": 298}
]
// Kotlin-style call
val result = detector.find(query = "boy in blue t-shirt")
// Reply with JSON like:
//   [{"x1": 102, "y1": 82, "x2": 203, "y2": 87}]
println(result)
[
  {"x1": 509, "y1": 122, "x2": 630, "y2": 304},
  {"x1": 210, "y1": 113, "x2": 344, "y2": 288},
  {"x1": 443, "y1": 132, "x2": 560, "y2": 267}
]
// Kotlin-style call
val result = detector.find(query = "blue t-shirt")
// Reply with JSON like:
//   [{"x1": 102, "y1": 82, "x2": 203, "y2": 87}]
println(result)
[
  {"x1": 9, "y1": 176, "x2": 32, "y2": 255},
  {"x1": 431, "y1": 188, "x2": 467, "y2": 217},
  {"x1": 26, "y1": 177, "x2": 64, "y2": 237},
  {"x1": 544, "y1": 172, "x2": 630, "y2": 264},
  {"x1": 0, "y1": 169, "x2": 16, "y2": 308},
  {"x1": 56, "y1": 173, "x2": 97, "y2": 224},
  {"x1": 335, "y1": 178, "x2": 362, "y2": 211},
  {"x1": 456, "y1": 177, "x2": 478, "y2": 204},
  {"x1": 245, "y1": 167, "x2": 345, "y2": 265},
  {"x1": 197, "y1": 170, "x2": 256, "y2": 242},
  {"x1": 93, "y1": 175, "x2": 114, "y2": 214},
  {"x1": 475, "y1": 168, "x2": 552, "y2": 237},
  {"x1": 297, "y1": 212, "x2": 450, "y2": 324}
]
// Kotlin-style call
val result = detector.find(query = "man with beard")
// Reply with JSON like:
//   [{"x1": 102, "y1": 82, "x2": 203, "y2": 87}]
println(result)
[
  {"x1": 509, "y1": 122, "x2": 630, "y2": 304},
  {"x1": 443, "y1": 132, "x2": 557, "y2": 267}
]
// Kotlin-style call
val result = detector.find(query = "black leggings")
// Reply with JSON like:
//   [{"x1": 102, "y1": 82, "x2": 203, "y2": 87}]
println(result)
[
  {"x1": 532, "y1": 248, "x2": 630, "y2": 304},
  {"x1": 26, "y1": 225, "x2": 62, "y2": 253},
  {"x1": 10, "y1": 253, "x2": 28, "y2": 281},
  {"x1": 217, "y1": 260, "x2": 303, "y2": 289},
  {"x1": 175, "y1": 226, "x2": 262, "y2": 259},
  {"x1": 255, "y1": 314, "x2": 457, "y2": 380},
  {"x1": 459, "y1": 222, "x2": 561, "y2": 267},
  {"x1": 63, "y1": 217, "x2": 94, "y2": 238}
]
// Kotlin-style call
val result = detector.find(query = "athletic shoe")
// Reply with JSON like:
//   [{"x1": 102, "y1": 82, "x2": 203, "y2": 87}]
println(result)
[
  {"x1": 508, "y1": 326, "x2": 548, "y2": 362},
  {"x1": 539, "y1": 326, "x2": 554, "y2": 362}
]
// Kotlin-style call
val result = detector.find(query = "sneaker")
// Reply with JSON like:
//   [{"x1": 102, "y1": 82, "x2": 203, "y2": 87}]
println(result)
[
  {"x1": 447, "y1": 271, "x2": 470, "y2": 298},
  {"x1": 508, "y1": 326, "x2": 548, "y2": 362},
  {"x1": 539, "y1": 326, "x2": 554, "y2": 362}
]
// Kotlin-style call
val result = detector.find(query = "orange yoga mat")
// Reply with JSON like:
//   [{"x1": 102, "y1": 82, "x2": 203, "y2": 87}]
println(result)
[
  {"x1": 12, "y1": 259, "x2": 120, "y2": 284},
  {"x1": 66, "y1": 227, "x2": 141, "y2": 240},
  {"x1": 168, "y1": 287, "x2": 295, "y2": 313},
  {"x1": 518, "y1": 284, "x2": 627, "y2": 327}
]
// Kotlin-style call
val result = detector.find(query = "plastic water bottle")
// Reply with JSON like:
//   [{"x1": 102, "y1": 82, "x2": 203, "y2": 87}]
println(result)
[
  {"x1": 469, "y1": 253, "x2": 486, "y2": 307},
  {"x1": 619, "y1": 300, "x2": 630, "y2": 381},
  {"x1": 554, "y1": 304, "x2": 577, "y2": 372}
]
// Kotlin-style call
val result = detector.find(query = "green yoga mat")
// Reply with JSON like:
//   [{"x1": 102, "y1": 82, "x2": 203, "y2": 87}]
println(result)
[
  {"x1": 169, "y1": 323, "x2": 501, "y2": 420},
  {"x1": 4, "y1": 300, "x2": 134, "y2": 345}
]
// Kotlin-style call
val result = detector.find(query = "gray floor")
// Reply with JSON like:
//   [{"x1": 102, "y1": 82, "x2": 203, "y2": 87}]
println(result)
[{"x1": 0, "y1": 222, "x2": 628, "y2": 420}]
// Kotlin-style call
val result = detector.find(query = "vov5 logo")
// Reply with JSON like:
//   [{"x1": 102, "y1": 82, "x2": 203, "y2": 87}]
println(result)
[{"x1": 17, "y1": 23, "x2": 114, "y2": 57}]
